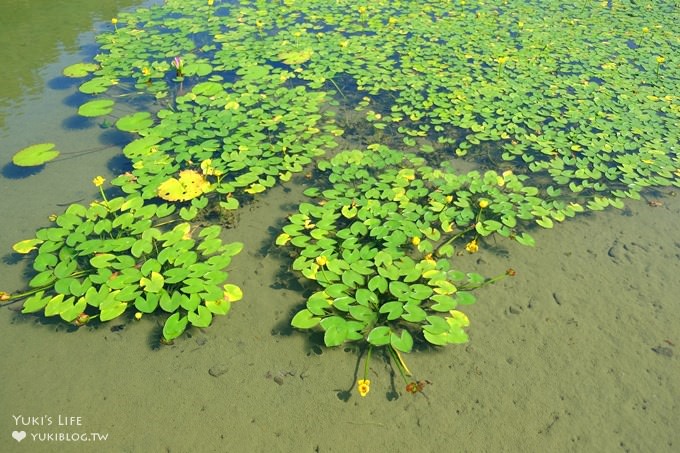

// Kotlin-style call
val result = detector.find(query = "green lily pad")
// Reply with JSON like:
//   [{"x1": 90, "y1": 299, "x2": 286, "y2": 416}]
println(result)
[
  {"x1": 12, "y1": 239, "x2": 44, "y2": 254},
  {"x1": 63, "y1": 62, "x2": 98, "y2": 78},
  {"x1": 78, "y1": 99, "x2": 115, "y2": 117},
  {"x1": 12, "y1": 143, "x2": 60, "y2": 167},
  {"x1": 116, "y1": 112, "x2": 153, "y2": 132},
  {"x1": 278, "y1": 49, "x2": 313, "y2": 65},
  {"x1": 162, "y1": 313, "x2": 188, "y2": 341}
]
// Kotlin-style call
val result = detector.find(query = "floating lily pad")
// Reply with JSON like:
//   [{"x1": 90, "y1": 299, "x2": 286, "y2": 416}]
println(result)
[
  {"x1": 116, "y1": 112, "x2": 153, "y2": 132},
  {"x1": 12, "y1": 143, "x2": 60, "y2": 167},
  {"x1": 78, "y1": 99, "x2": 115, "y2": 117},
  {"x1": 78, "y1": 77, "x2": 112, "y2": 94},
  {"x1": 12, "y1": 239, "x2": 44, "y2": 254},
  {"x1": 63, "y1": 62, "x2": 98, "y2": 78},
  {"x1": 278, "y1": 49, "x2": 313, "y2": 65}
]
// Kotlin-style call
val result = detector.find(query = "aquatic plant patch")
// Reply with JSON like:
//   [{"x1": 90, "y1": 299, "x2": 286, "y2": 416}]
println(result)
[
  {"x1": 2, "y1": 0, "x2": 679, "y2": 396},
  {"x1": 277, "y1": 144, "x2": 561, "y2": 393},
  {"x1": 6, "y1": 180, "x2": 243, "y2": 343},
  {"x1": 56, "y1": 0, "x2": 677, "y2": 207},
  {"x1": 109, "y1": 78, "x2": 339, "y2": 209}
]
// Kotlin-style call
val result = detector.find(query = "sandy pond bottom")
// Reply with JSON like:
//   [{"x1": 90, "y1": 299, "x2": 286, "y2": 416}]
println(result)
[{"x1": 1, "y1": 177, "x2": 678, "y2": 453}]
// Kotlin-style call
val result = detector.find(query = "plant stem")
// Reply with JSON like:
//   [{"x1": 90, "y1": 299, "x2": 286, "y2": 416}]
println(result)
[
  {"x1": 4, "y1": 270, "x2": 91, "y2": 301},
  {"x1": 388, "y1": 346, "x2": 411, "y2": 384},
  {"x1": 434, "y1": 225, "x2": 474, "y2": 256},
  {"x1": 363, "y1": 346, "x2": 372, "y2": 380},
  {"x1": 329, "y1": 78, "x2": 347, "y2": 100}
]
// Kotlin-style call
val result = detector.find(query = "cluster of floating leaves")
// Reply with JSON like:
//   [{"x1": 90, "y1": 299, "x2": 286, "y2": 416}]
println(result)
[
  {"x1": 279, "y1": 144, "x2": 542, "y2": 350},
  {"x1": 61, "y1": 0, "x2": 678, "y2": 204},
  {"x1": 12, "y1": 196, "x2": 243, "y2": 342},
  {"x1": 110, "y1": 78, "x2": 338, "y2": 209},
  {"x1": 7, "y1": 0, "x2": 680, "y2": 359}
]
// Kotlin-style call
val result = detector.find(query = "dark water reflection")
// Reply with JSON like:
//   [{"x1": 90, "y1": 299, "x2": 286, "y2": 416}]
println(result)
[{"x1": 0, "y1": 0, "x2": 152, "y2": 128}]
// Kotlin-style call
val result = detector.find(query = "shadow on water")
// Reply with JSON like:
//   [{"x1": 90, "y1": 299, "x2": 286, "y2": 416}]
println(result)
[
  {"x1": 62, "y1": 89, "x2": 93, "y2": 110},
  {"x1": 62, "y1": 114, "x2": 94, "y2": 130},
  {"x1": 1, "y1": 162, "x2": 45, "y2": 179},
  {"x1": 47, "y1": 75, "x2": 81, "y2": 91},
  {"x1": 107, "y1": 153, "x2": 133, "y2": 175}
]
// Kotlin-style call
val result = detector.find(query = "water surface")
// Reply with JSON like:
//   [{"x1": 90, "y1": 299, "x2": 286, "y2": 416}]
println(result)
[{"x1": 1, "y1": 2, "x2": 678, "y2": 452}]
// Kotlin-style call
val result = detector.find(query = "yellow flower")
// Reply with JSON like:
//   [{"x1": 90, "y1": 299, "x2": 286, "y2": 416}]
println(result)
[
  {"x1": 478, "y1": 199, "x2": 489, "y2": 208},
  {"x1": 111, "y1": 18, "x2": 118, "y2": 25},
  {"x1": 642, "y1": 27, "x2": 649, "y2": 33},
  {"x1": 358, "y1": 6, "x2": 367, "y2": 14},
  {"x1": 315, "y1": 255, "x2": 328, "y2": 267},
  {"x1": 339, "y1": 40, "x2": 349, "y2": 48},
  {"x1": 357, "y1": 379, "x2": 370, "y2": 397},
  {"x1": 656, "y1": 56, "x2": 665, "y2": 64},
  {"x1": 48, "y1": 213, "x2": 58, "y2": 222},
  {"x1": 208, "y1": 0, "x2": 214, "y2": 5},
  {"x1": 142, "y1": 67, "x2": 151, "y2": 76},
  {"x1": 445, "y1": 195, "x2": 454, "y2": 203},
  {"x1": 388, "y1": 17, "x2": 398, "y2": 25},
  {"x1": 92, "y1": 176, "x2": 105, "y2": 187},
  {"x1": 134, "y1": 312, "x2": 143, "y2": 320},
  {"x1": 496, "y1": 56, "x2": 509, "y2": 65},
  {"x1": 0, "y1": 291, "x2": 10, "y2": 301},
  {"x1": 518, "y1": 21, "x2": 524, "y2": 29},
  {"x1": 465, "y1": 239, "x2": 479, "y2": 254},
  {"x1": 411, "y1": 236, "x2": 421, "y2": 246}
]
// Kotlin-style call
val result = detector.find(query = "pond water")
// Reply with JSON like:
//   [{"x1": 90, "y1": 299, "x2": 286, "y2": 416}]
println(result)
[{"x1": 1, "y1": 1, "x2": 679, "y2": 452}]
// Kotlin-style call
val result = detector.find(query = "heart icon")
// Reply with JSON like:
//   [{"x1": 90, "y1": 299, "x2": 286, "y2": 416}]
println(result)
[{"x1": 12, "y1": 431, "x2": 26, "y2": 442}]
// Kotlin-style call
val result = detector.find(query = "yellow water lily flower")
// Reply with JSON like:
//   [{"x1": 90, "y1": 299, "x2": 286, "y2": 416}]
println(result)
[
  {"x1": 411, "y1": 236, "x2": 421, "y2": 246},
  {"x1": 92, "y1": 176, "x2": 105, "y2": 187},
  {"x1": 465, "y1": 239, "x2": 479, "y2": 254},
  {"x1": 478, "y1": 199, "x2": 489, "y2": 208},
  {"x1": 315, "y1": 255, "x2": 328, "y2": 267},
  {"x1": 656, "y1": 56, "x2": 665, "y2": 64},
  {"x1": 156, "y1": 170, "x2": 210, "y2": 202},
  {"x1": 135, "y1": 312, "x2": 143, "y2": 320},
  {"x1": 357, "y1": 379, "x2": 370, "y2": 397}
]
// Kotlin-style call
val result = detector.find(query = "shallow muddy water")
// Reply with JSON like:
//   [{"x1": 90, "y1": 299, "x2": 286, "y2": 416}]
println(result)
[{"x1": 1, "y1": 2, "x2": 678, "y2": 452}]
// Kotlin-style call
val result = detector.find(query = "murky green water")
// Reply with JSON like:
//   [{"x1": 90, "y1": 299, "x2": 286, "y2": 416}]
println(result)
[{"x1": 1, "y1": 1, "x2": 679, "y2": 452}]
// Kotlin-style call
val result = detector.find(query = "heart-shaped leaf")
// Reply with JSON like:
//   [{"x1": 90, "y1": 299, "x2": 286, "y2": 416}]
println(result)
[{"x1": 12, "y1": 143, "x2": 60, "y2": 167}]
